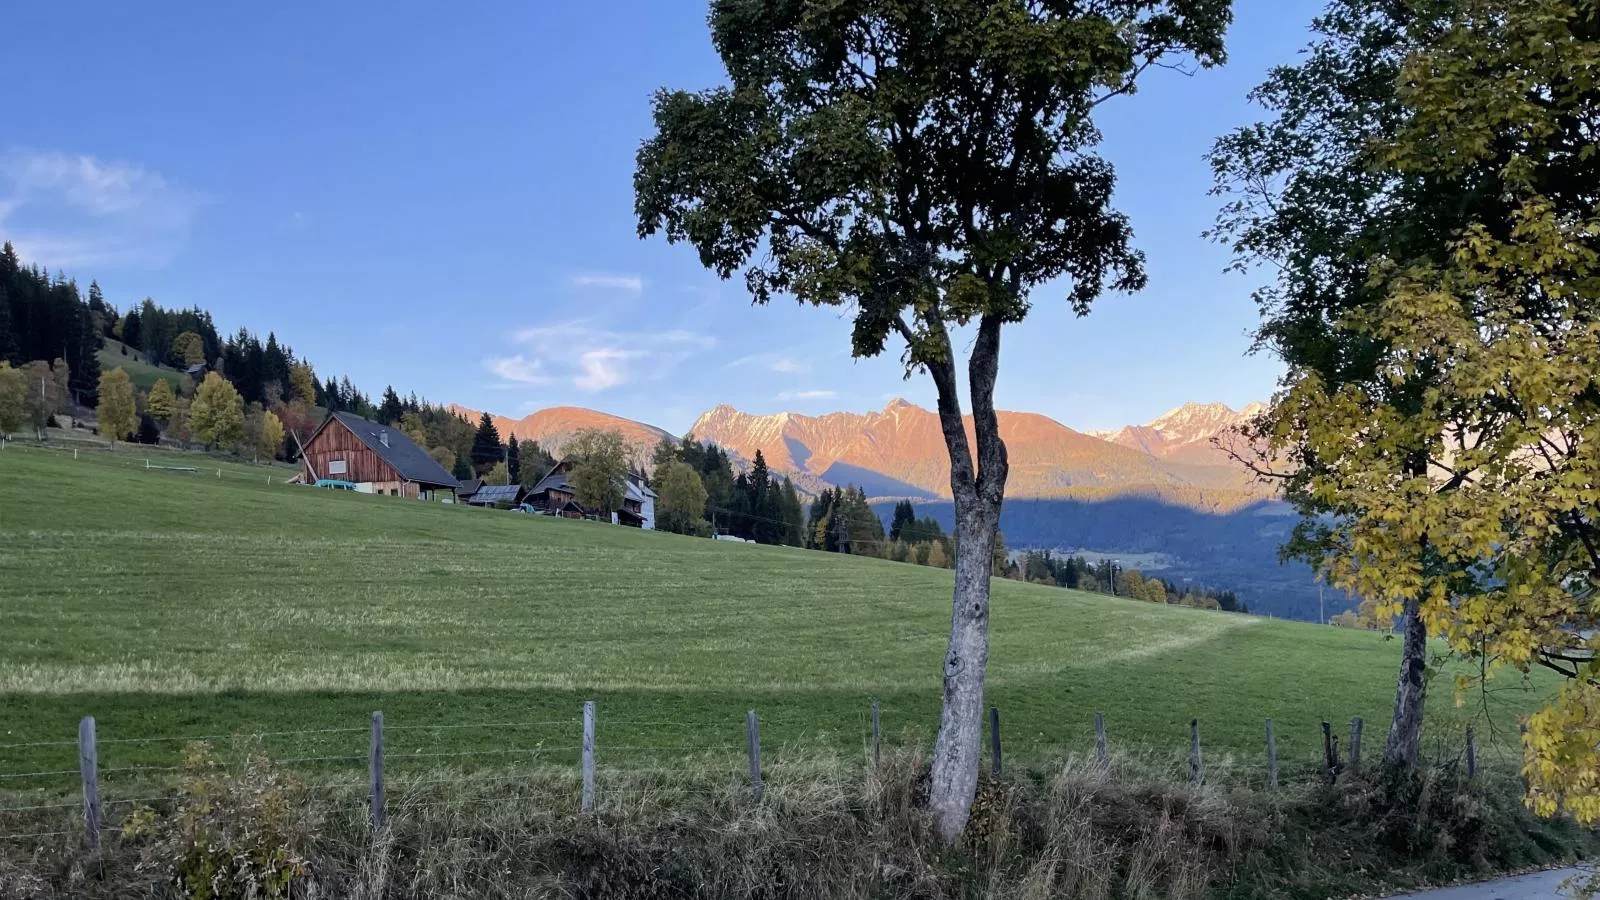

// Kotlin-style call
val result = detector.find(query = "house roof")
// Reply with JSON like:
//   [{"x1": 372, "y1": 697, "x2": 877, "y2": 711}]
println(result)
[
  {"x1": 323, "y1": 411, "x2": 457, "y2": 488},
  {"x1": 467, "y1": 483, "x2": 523, "y2": 505},
  {"x1": 530, "y1": 467, "x2": 572, "y2": 495},
  {"x1": 456, "y1": 478, "x2": 484, "y2": 496},
  {"x1": 531, "y1": 462, "x2": 657, "y2": 501}
]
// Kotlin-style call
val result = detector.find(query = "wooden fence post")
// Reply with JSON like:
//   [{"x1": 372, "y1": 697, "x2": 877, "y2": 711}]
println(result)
[
  {"x1": 1322, "y1": 721, "x2": 1340, "y2": 779},
  {"x1": 369, "y1": 711, "x2": 385, "y2": 830},
  {"x1": 581, "y1": 701, "x2": 596, "y2": 812},
  {"x1": 1189, "y1": 719, "x2": 1203, "y2": 786},
  {"x1": 79, "y1": 716, "x2": 101, "y2": 850},
  {"x1": 1265, "y1": 719, "x2": 1278, "y2": 790},
  {"x1": 1094, "y1": 712, "x2": 1108, "y2": 767},
  {"x1": 869, "y1": 698, "x2": 880, "y2": 770},
  {"x1": 989, "y1": 706, "x2": 1002, "y2": 777},
  {"x1": 1466, "y1": 726, "x2": 1477, "y2": 780},
  {"x1": 746, "y1": 711, "x2": 764, "y2": 800},
  {"x1": 1349, "y1": 717, "x2": 1363, "y2": 773}
]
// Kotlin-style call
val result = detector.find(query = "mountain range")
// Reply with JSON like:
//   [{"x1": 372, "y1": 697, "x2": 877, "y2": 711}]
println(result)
[
  {"x1": 446, "y1": 404, "x2": 674, "y2": 468},
  {"x1": 688, "y1": 398, "x2": 1267, "y2": 507},
  {"x1": 448, "y1": 397, "x2": 1325, "y2": 620},
  {"x1": 452, "y1": 398, "x2": 1266, "y2": 505}
]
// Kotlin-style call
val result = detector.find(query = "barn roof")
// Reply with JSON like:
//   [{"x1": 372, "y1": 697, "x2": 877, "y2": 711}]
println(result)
[
  {"x1": 325, "y1": 411, "x2": 457, "y2": 488},
  {"x1": 467, "y1": 483, "x2": 523, "y2": 505}
]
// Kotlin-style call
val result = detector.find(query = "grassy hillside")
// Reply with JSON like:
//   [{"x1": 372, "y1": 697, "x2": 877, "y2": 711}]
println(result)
[
  {"x1": 96, "y1": 340, "x2": 188, "y2": 393},
  {"x1": 0, "y1": 443, "x2": 1552, "y2": 788}
]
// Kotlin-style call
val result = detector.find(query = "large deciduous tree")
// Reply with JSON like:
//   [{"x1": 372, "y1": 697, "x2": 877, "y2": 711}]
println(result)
[
  {"x1": 96, "y1": 368, "x2": 138, "y2": 442},
  {"x1": 288, "y1": 363, "x2": 318, "y2": 404},
  {"x1": 259, "y1": 409, "x2": 285, "y2": 461},
  {"x1": 190, "y1": 372, "x2": 245, "y2": 449},
  {"x1": 1336, "y1": 0, "x2": 1600, "y2": 821},
  {"x1": 655, "y1": 460, "x2": 711, "y2": 535},
  {"x1": 1217, "y1": 0, "x2": 1600, "y2": 809},
  {"x1": 172, "y1": 331, "x2": 207, "y2": 367},
  {"x1": 146, "y1": 378, "x2": 177, "y2": 423},
  {"x1": 634, "y1": 0, "x2": 1228, "y2": 838},
  {"x1": 568, "y1": 428, "x2": 629, "y2": 515},
  {"x1": 1209, "y1": 0, "x2": 1471, "y2": 775},
  {"x1": 0, "y1": 362, "x2": 27, "y2": 436}
]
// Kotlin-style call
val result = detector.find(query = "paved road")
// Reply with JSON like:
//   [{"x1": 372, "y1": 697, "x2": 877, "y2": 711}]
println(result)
[{"x1": 1387, "y1": 867, "x2": 1592, "y2": 899}]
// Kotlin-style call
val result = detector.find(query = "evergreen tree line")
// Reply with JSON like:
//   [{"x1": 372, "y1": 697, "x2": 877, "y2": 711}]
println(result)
[
  {"x1": 650, "y1": 437, "x2": 806, "y2": 545},
  {"x1": 1016, "y1": 550, "x2": 1248, "y2": 612},
  {"x1": 0, "y1": 241, "x2": 493, "y2": 469},
  {"x1": 807, "y1": 486, "x2": 889, "y2": 553},
  {"x1": 454, "y1": 409, "x2": 558, "y2": 487},
  {"x1": 0, "y1": 243, "x2": 103, "y2": 405}
]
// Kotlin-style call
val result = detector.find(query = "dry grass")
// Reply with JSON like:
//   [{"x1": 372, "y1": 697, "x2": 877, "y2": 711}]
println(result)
[{"x1": 1, "y1": 746, "x2": 1591, "y2": 900}]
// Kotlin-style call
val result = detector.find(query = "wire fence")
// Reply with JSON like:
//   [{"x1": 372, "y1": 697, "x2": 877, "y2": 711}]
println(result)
[{"x1": 0, "y1": 700, "x2": 1504, "y2": 847}]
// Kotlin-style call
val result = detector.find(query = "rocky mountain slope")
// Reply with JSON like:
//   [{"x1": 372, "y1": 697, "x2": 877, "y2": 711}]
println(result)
[
  {"x1": 689, "y1": 398, "x2": 1266, "y2": 506},
  {"x1": 450, "y1": 398, "x2": 1268, "y2": 505},
  {"x1": 448, "y1": 404, "x2": 673, "y2": 467}
]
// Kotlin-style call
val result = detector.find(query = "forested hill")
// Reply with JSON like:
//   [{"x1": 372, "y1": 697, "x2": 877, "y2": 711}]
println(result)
[
  {"x1": 0, "y1": 243, "x2": 103, "y2": 404},
  {"x1": 0, "y1": 241, "x2": 507, "y2": 480},
  {"x1": 0, "y1": 241, "x2": 385, "y2": 414}
]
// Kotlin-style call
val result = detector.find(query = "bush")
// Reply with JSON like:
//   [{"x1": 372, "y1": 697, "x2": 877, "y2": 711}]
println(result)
[{"x1": 122, "y1": 742, "x2": 313, "y2": 900}]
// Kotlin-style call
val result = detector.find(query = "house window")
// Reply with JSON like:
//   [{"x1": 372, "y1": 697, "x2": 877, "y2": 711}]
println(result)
[{"x1": 328, "y1": 459, "x2": 347, "y2": 475}]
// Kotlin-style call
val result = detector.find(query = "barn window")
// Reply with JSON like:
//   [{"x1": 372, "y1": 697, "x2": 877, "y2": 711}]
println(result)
[{"x1": 328, "y1": 459, "x2": 348, "y2": 475}]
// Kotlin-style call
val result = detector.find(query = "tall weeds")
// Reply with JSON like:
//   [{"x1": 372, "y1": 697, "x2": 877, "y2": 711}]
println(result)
[{"x1": 1, "y1": 747, "x2": 1591, "y2": 899}]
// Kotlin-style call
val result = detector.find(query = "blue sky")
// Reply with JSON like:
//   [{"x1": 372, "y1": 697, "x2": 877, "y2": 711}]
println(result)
[{"x1": 3, "y1": 0, "x2": 1321, "y2": 435}]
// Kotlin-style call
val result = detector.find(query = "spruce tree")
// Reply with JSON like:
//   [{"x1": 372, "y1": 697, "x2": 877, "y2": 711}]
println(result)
[
  {"x1": 469, "y1": 412, "x2": 503, "y2": 475},
  {"x1": 506, "y1": 433, "x2": 521, "y2": 483},
  {"x1": 379, "y1": 386, "x2": 404, "y2": 425}
]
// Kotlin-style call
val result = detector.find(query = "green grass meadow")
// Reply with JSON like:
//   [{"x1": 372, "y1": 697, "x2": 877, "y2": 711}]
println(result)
[
  {"x1": 97, "y1": 341, "x2": 189, "y2": 393},
  {"x1": 0, "y1": 442, "x2": 1552, "y2": 797}
]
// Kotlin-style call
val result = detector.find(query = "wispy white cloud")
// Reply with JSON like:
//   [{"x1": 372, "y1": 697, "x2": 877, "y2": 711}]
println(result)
[
  {"x1": 777, "y1": 389, "x2": 839, "y2": 402},
  {"x1": 0, "y1": 149, "x2": 201, "y2": 269},
  {"x1": 484, "y1": 320, "x2": 713, "y2": 394},
  {"x1": 729, "y1": 352, "x2": 811, "y2": 374},
  {"x1": 486, "y1": 355, "x2": 552, "y2": 386},
  {"x1": 568, "y1": 272, "x2": 644, "y2": 294},
  {"x1": 574, "y1": 349, "x2": 640, "y2": 392}
]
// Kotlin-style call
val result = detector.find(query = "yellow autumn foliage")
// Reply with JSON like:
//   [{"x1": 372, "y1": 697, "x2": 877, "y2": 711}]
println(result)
[{"x1": 1262, "y1": 0, "x2": 1600, "y2": 822}]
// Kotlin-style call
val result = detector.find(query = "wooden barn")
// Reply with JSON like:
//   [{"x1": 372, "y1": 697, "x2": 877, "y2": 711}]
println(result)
[{"x1": 299, "y1": 411, "x2": 457, "y2": 500}]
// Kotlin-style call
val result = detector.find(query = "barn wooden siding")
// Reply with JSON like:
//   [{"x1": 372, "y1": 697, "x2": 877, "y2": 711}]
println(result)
[{"x1": 302, "y1": 418, "x2": 402, "y2": 486}]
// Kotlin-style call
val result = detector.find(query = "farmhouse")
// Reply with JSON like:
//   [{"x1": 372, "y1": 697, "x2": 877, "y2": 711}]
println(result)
[
  {"x1": 527, "y1": 461, "x2": 656, "y2": 528},
  {"x1": 299, "y1": 411, "x2": 457, "y2": 500}
]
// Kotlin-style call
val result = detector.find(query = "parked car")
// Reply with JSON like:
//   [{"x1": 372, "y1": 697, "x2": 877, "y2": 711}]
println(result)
[{"x1": 314, "y1": 479, "x2": 358, "y2": 491}]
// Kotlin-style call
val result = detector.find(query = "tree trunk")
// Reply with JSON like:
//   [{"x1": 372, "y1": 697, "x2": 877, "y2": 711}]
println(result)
[
  {"x1": 925, "y1": 313, "x2": 1008, "y2": 843},
  {"x1": 1384, "y1": 458, "x2": 1431, "y2": 775},
  {"x1": 1383, "y1": 592, "x2": 1427, "y2": 772},
  {"x1": 928, "y1": 496, "x2": 1000, "y2": 840}
]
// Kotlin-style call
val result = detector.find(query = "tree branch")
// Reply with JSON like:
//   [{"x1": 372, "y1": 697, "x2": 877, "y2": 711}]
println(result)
[{"x1": 969, "y1": 313, "x2": 1007, "y2": 507}]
